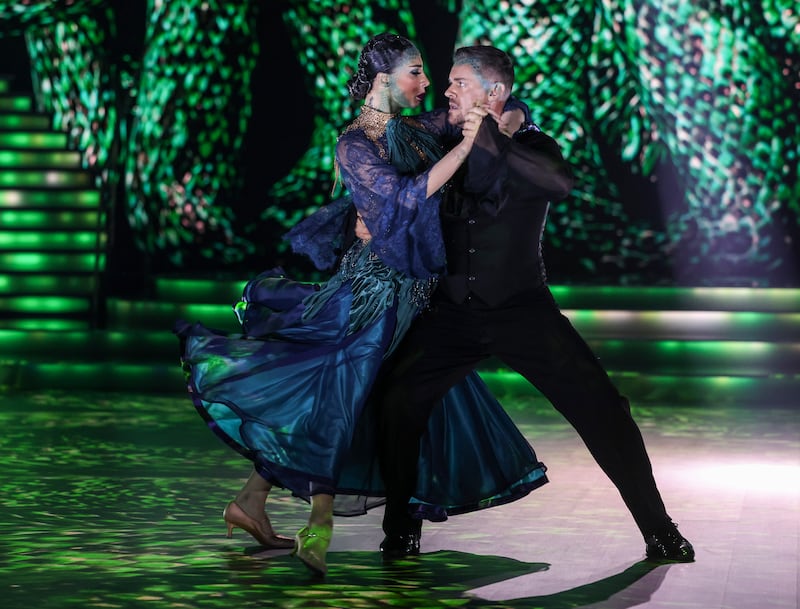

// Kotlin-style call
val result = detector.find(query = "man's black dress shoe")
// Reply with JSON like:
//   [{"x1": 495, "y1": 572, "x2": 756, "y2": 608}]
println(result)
[
  {"x1": 645, "y1": 524, "x2": 695, "y2": 562},
  {"x1": 380, "y1": 532, "x2": 421, "y2": 559}
]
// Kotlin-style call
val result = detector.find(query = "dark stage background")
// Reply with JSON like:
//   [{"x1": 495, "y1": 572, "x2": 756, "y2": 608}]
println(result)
[{"x1": 0, "y1": 0, "x2": 798, "y2": 290}]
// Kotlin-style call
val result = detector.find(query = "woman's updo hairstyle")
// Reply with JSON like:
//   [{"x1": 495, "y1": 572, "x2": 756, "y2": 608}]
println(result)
[{"x1": 346, "y1": 33, "x2": 418, "y2": 100}]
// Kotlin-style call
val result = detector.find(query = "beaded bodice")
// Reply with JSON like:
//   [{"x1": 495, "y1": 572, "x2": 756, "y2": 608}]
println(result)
[{"x1": 342, "y1": 105, "x2": 395, "y2": 160}]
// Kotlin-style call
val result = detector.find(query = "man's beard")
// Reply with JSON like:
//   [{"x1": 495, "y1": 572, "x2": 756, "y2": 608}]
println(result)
[{"x1": 447, "y1": 109, "x2": 465, "y2": 127}]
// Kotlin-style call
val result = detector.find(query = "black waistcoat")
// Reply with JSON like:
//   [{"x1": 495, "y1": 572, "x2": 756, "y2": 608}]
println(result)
[
  {"x1": 435, "y1": 120, "x2": 573, "y2": 307},
  {"x1": 438, "y1": 176, "x2": 550, "y2": 307}
]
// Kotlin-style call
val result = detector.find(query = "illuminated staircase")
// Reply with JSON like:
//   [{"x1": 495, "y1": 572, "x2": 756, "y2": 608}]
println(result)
[
  {"x1": 1, "y1": 273, "x2": 798, "y2": 407},
  {"x1": 0, "y1": 75, "x2": 106, "y2": 332}
]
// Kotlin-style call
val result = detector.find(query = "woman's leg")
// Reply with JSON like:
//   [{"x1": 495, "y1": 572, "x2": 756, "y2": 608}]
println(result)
[
  {"x1": 234, "y1": 467, "x2": 272, "y2": 516},
  {"x1": 222, "y1": 467, "x2": 294, "y2": 549},
  {"x1": 294, "y1": 492, "x2": 334, "y2": 576}
]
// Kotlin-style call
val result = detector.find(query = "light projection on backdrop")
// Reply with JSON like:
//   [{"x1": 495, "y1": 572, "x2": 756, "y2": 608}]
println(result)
[{"x1": 1, "y1": 0, "x2": 798, "y2": 285}]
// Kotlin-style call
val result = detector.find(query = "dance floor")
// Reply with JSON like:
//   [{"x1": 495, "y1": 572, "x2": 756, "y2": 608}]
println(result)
[{"x1": 1, "y1": 389, "x2": 797, "y2": 609}]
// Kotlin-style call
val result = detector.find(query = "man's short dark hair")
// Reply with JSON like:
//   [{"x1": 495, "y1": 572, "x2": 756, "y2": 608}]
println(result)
[{"x1": 452, "y1": 45, "x2": 514, "y2": 92}]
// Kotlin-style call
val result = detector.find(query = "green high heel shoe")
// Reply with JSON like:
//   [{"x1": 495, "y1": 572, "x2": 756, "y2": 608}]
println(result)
[{"x1": 292, "y1": 523, "x2": 332, "y2": 576}]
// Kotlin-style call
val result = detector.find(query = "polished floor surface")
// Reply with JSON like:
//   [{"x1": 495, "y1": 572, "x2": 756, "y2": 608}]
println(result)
[{"x1": 1, "y1": 389, "x2": 797, "y2": 609}]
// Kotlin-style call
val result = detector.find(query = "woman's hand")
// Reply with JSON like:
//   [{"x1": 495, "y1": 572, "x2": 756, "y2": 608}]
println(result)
[
  {"x1": 355, "y1": 214, "x2": 372, "y2": 241},
  {"x1": 461, "y1": 106, "x2": 488, "y2": 142}
]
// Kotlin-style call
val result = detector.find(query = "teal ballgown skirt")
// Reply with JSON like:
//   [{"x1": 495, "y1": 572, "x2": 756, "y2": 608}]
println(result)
[{"x1": 175, "y1": 241, "x2": 547, "y2": 520}]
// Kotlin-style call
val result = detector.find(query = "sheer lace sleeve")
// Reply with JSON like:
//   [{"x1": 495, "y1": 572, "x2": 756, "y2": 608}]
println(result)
[
  {"x1": 335, "y1": 131, "x2": 446, "y2": 280},
  {"x1": 283, "y1": 195, "x2": 353, "y2": 271}
]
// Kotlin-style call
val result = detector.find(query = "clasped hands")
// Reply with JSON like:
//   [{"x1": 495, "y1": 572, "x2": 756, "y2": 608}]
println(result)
[
  {"x1": 354, "y1": 105, "x2": 524, "y2": 242},
  {"x1": 466, "y1": 103, "x2": 525, "y2": 138}
]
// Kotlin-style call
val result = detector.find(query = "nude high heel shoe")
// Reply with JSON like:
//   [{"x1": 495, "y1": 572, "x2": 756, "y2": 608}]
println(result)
[
  {"x1": 292, "y1": 523, "x2": 332, "y2": 576},
  {"x1": 223, "y1": 501, "x2": 295, "y2": 550}
]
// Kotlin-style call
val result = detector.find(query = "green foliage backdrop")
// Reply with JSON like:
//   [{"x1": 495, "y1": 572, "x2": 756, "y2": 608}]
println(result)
[{"x1": 1, "y1": 0, "x2": 797, "y2": 286}]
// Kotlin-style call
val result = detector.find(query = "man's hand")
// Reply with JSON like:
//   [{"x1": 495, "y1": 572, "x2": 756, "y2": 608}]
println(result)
[{"x1": 493, "y1": 107, "x2": 525, "y2": 137}]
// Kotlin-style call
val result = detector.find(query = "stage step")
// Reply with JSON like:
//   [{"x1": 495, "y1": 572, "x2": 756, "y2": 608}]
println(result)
[
  {"x1": 1, "y1": 327, "x2": 798, "y2": 378},
  {"x1": 0, "y1": 278, "x2": 796, "y2": 406}
]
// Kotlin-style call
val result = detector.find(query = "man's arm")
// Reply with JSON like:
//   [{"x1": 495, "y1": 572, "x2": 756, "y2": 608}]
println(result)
[{"x1": 465, "y1": 117, "x2": 574, "y2": 200}]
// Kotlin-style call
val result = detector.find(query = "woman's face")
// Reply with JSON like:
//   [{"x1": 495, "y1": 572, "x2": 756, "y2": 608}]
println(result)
[{"x1": 387, "y1": 54, "x2": 430, "y2": 109}]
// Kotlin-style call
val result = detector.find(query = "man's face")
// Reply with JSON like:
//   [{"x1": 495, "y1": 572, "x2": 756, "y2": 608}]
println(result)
[{"x1": 444, "y1": 64, "x2": 489, "y2": 127}]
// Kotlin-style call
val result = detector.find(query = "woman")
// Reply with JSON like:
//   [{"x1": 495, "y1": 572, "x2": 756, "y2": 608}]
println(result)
[{"x1": 175, "y1": 33, "x2": 548, "y2": 577}]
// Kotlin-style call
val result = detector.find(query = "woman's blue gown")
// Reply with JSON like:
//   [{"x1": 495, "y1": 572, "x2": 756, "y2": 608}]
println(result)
[{"x1": 175, "y1": 107, "x2": 548, "y2": 522}]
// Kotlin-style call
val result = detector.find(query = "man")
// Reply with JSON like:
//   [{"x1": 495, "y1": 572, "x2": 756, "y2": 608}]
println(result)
[{"x1": 376, "y1": 45, "x2": 695, "y2": 563}]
